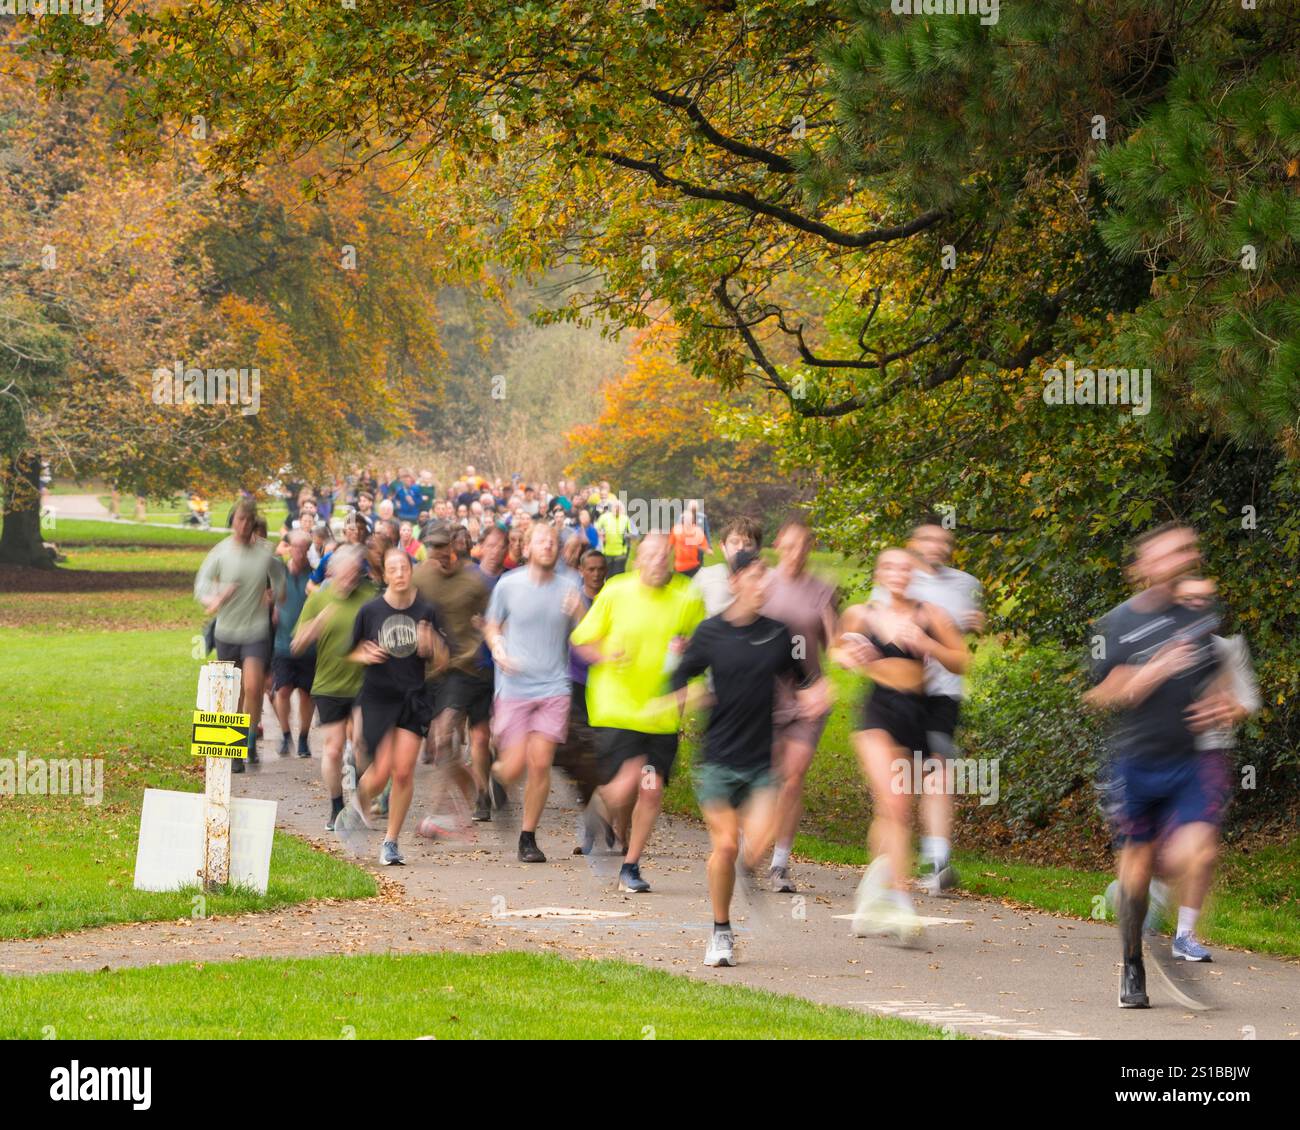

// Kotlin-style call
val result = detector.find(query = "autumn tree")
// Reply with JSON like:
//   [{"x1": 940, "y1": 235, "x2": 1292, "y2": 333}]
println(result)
[{"x1": 566, "y1": 330, "x2": 804, "y2": 527}]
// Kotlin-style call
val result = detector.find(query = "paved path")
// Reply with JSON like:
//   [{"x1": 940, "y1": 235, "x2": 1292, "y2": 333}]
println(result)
[{"x1": 7, "y1": 711, "x2": 1298, "y2": 1041}]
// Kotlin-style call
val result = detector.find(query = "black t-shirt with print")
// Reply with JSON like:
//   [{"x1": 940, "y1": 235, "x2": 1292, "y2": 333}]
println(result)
[{"x1": 350, "y1": 593, "x2": 451, "y2": 701}]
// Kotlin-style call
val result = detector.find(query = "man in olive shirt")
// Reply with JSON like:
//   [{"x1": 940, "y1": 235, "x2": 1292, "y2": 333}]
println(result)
[
  {"x1": 412, "y1": 527, "x2": 492, "y2": 823},
  {"x1": 194, "y1": 498, "x2": 287, "y2": 767},
  {"x1": 294, "y1": 546, "x2": 375, "y2": 829}
]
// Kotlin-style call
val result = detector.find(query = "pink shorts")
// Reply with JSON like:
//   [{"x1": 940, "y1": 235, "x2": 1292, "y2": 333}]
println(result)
[{"x1": 492, "y1": 694, "x2": 570, "y2": 753}]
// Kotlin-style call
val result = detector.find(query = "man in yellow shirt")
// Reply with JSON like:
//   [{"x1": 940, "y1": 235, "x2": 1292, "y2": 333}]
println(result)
[{"x1": 570, "y1": 532, "x2": 705, "y2": 892}]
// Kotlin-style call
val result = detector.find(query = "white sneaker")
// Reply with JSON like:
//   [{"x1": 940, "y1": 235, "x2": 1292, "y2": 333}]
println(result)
[
  {"x1": 850, "y1": 857, "x2": 891, "y2": 937},
  {"x1": 704, "y1": 930, "x2": 736, "y2": 967}
]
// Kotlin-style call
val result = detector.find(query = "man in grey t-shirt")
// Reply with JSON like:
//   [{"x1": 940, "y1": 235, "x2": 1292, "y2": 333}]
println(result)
[
  {"x1": 483, "y1": 524, "x2": 583, "y2": 863},
  {"x1": 194, "y1": 499, "x2": 287, "y2": 766}
]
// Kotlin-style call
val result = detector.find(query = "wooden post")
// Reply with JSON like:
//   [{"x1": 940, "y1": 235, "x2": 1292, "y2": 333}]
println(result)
[{"x1": 197, "y1": 661, "x2": 241, "y2": 891}]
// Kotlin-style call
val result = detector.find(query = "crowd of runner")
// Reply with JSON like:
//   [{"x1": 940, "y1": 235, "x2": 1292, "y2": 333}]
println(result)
[{"x1": 194, "y1": 467, "x2": 1257, "y2": 1002}]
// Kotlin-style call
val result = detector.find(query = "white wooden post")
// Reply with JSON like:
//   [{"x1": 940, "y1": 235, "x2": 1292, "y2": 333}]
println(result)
[{"x1": 196, "y1": 661, "x2": 241, "y2": 891}]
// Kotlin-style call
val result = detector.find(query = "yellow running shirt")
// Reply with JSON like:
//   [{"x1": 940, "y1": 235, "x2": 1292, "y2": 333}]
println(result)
[{"x1": 570, "y1": 572, "x2": 705, "y2": 733}]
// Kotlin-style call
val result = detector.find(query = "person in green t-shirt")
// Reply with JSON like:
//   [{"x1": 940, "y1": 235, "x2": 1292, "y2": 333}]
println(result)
[
  {"x1": 570, "y1": 531, "x2": 705, "y2": 893},
  {"x1": 293, "y1": 545, "x2": 376, "y2": 830}
]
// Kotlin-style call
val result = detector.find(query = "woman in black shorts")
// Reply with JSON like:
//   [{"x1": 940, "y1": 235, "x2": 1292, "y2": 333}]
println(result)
[
  {"x1": 334, "y1": 547, "x2": 451, "y2": 866},
  {"x1": 832, "y1": 547, "x2": 968, "y2": 940}
]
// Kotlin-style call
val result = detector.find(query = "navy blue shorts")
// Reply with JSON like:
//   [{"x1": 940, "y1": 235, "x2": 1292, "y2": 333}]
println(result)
[{"x1": 1107, "y1": 750, "x2": 1231, "y2": 844}]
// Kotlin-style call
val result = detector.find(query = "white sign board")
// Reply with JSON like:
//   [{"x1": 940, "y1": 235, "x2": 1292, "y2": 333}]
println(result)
[{"x1": 133, "y1": 788, "x2": 277, "y2": 894}]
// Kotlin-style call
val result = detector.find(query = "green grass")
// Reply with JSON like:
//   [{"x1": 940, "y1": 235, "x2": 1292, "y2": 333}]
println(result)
[
  {"x1": 15, "y1": 516, "x2": 226, "y2": 547},
  {"x1": 0, "y1": 627, "x2": 374, "y2": 939},
  {"x1": 0, "y1": 952, "x2": 947, "y2": 1039}
]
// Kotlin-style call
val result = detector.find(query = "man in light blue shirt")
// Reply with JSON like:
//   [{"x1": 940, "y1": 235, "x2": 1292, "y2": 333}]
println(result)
[{"x1": 483, "y1": 524, "x2": 584, "y2": 863}]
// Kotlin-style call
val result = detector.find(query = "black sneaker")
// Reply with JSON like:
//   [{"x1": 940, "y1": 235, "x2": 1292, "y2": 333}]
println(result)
[
  {"x1": 232, "y1": 757, "x2": 246, "y2": 774},
  {"x1": 1119, "y1": 956, "x2": 1150, "y2": 1008},
  {"x1": 247, "y1": 740, "x2": 260, "y2": 765},
  {"x1": 518, "y1": 833, "x2": 546, "y2": 864},
  {"x1": 278, "y1": 734, "x2": 292, "y2": 757},
  {"x1": 297, "y1": 738, "x2": 311, "y2": 759},
  {"x1": 491, "y1": 777, "x2": 508, "y2": 810},
  {"x1": 472, "y1": 791, "x2": 492, "y2": 822}
]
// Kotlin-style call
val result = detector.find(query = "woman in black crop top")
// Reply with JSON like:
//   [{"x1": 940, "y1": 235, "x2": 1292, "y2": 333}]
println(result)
[{"x1": 830, "y1": 547, "x2": 969, "y2": 941}]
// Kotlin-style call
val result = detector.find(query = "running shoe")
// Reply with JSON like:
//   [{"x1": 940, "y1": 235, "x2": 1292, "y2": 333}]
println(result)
[
  {"x1": 232, "y1": 758, "x2": 246, "y2": 775},
  {"x1": 341, "y1": 746, "x2": 356, "y2": 793},
  {"x1": 1172, "y1": 934, "x2": 1213, "y2": 962},
  {"x1": 491, "y1": 776, "x2": 508, "y2": 810},
  {"x1": 1119, "y1": 956, "x2": 1150, "y2": 1009},
  {"x1": 417, "y1": 812, "x2": 475, "y2": 844},
  {"x1": 850, "y1": 857, "x2": 890, "y2": 937},
  {"x1": 704, "y1": 929, "x2": 736, "y2": 967},
  {"x1": 517, "y1": 833, "x2": 546, "y2": 864},
  {"x1": 380, "y1": 840, "x2": 405, "y2": 866},
  {"x1": 333, "y1": 796, "x2": 372, "y2": 857},
  {"x1": 917, "y1": 864, "x2": 959, "y2": 897},
  {"x1": 297, "y1": 737, "x2": 311, "y2": 759},
  {"x1": 618, "y1": 862, "x2": 651, "y2": 893},
  {"x1": 325, "y1": 810, "x2": 338, "y2": 832},
  {"x1": 278, "y1": 734, "x2": 292, "y2": 757},
  {"x1": 472, "y1": 790, "x2": 492, "y2": 823},
  {"x1": 371, "y1": 786, "x2": 389, "y2": 818},
  {"x1": 769, "y1": 865, "x2": 796, "y2": 894}
]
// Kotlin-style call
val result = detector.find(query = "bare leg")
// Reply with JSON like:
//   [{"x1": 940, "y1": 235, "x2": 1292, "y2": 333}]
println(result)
[
  {"x1": 521, "y1": 734, "x2": 556, "y2": 834},
  {"x1": 702, "y1": 804, "x2": 740, "y2": 922},
  {"x1": 385, "y1": 728, "x2": 423, "y2": 842}
]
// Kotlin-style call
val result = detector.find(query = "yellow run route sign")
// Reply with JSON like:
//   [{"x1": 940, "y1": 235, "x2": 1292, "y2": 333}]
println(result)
[{"x1": 191, "y1": 710, "x2": 250, "y2": 759}]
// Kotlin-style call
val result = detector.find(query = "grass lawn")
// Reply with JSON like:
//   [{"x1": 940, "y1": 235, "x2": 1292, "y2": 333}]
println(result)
[
  {"x1": 0, "y1": 626, "x2": 374, "y2": 939},
  {"x1": 17, "y1": 515, "x2": 227, "y2": 548},
  {"x1": 0, "y1": 952, "x2": 946, "y2": 1040}
]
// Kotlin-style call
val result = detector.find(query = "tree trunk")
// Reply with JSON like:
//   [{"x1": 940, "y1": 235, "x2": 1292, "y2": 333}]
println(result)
[{"x1": 0, "y1": 452, "x2": 53, "y2": 569}]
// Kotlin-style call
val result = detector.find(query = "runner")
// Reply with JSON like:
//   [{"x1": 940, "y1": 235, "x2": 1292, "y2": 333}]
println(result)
[
  {"x1": 483, "y1": 523, "x2": 585, "y2": 862},
  {"x1": 693, "y1": 516, "x2": 761, "y2": 617},
  {"x1": 595, "y1": 497, "x2": 634, "y2": 576},
  {"x1": 667, "y1": 550, "x2": 828, "y2": 966},
  {"x1": 570, "y1": 531, "x2": 706, "y2": 892},
  {"x1": 553, "y1": 547, "x2": 610, "y2": 854},
  {"x1": 1084, "y1": 526, "x2": 1247, "y2": 1008},
  {"x1": 669, "y1": 508, "x2": 711, "y2": 577},
  {"x1": 1157, "y1": 574, "x2": 1259, "y2": 961},
  {"x1": 831, "y1": 547, "x2": 968, "y2": 942},
  {"x1": 871, "y1": 519, "x2": 984, "y2": 894},
  {"x1": 469, "y1": 525, "x2": 509, "y2": 817},
  {"x1": 194, "y1": 498, "x2": 287, "y2": 773},
  {"x1": 762, "y1": 518, "x2": 838, "y2": 892},
  {"x1": 334, "y1": 546, "x2": 452, "y2": 865},
  {"x1": 293, "y1": 546, "x2": 375, "y2": 829},
  {"x1": 412, "y1": 526, "x2": 491, "y2": 839},
  {"x1": 270, "y1": 529, "x2": 316, "y2": 758}
]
